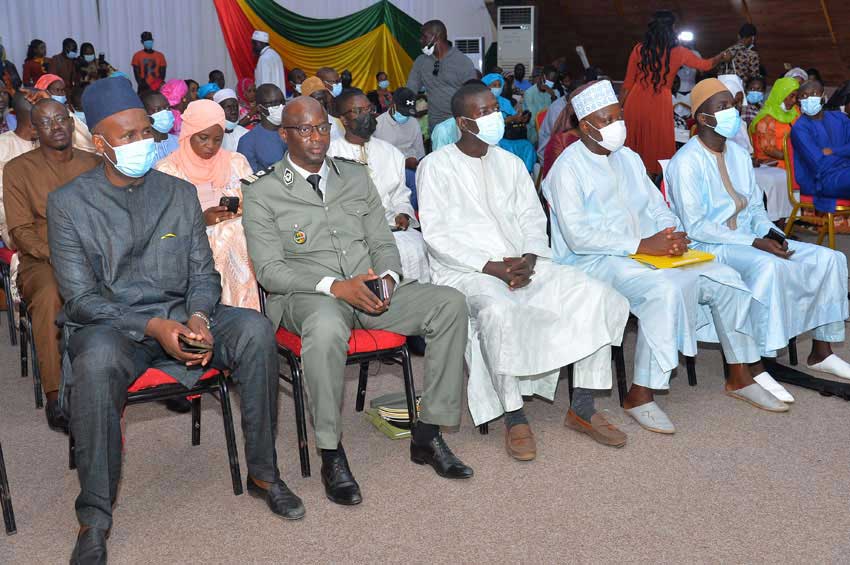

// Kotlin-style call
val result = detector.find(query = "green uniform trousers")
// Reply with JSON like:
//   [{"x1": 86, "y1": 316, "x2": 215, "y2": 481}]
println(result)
[{"x1": 281, "y1": 282, "x2": 468, "y2": 449}]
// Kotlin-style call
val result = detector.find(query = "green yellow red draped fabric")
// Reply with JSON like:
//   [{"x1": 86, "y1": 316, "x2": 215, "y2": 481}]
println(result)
[{"x1": 213, "y1": 0, "x2": 422, "y2": 91}]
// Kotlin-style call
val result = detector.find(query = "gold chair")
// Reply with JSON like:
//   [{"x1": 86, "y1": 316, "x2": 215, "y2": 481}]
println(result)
[{"x1": 782, "y1": 134, "x2": 850, "y2": 248}]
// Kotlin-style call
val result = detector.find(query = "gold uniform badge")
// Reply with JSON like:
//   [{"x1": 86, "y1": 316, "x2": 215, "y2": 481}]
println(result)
[{"x1": 293, "y1": 230, "x2": 306, "y2": 244}]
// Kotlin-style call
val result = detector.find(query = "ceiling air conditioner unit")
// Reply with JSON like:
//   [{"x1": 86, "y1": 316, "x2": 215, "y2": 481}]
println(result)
[
  {"x1": 455, "y1": 37, "x2": 484, "y2": 72},
  {"x1": 497, "y1": 5, "x2": 535, "y2": 72}
]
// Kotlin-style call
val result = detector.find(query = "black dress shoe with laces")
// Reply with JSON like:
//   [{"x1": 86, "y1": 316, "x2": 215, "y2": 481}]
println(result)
[
  {"x1": 320, "y1": 449, "x2": 362, "y2": 505},
  {"x1": 70, "y1": 527, "x2": 108, "y2": 565},
  {"x1": 246, "y1": 477, "x2": 306, "y2": 520},
  {"x1": 46, "y1": 399, "x2": 69, "y2": 434},
  {"x1": 410, "y1": 435, "x2": 474, "y2": 479}
]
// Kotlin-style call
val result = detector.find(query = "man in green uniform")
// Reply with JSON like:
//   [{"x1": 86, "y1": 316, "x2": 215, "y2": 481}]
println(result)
[{"x1": 243, "y1": 97, "x2": 473, "y2": 507}]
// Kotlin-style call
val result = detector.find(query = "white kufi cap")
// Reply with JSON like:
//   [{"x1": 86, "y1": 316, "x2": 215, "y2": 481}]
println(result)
[
  {"x1": 252, "y1": 30, "x2": 270, "y2": 43},
  {"x1": 571, "y1": 80, "x2": 618, "y2": 120},
  {"x1": 213, "y1": 88, "x2": 237, "y2": 104}
]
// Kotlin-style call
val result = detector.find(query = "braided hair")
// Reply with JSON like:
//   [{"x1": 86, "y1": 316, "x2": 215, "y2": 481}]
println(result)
[{"x1": 637, "y1": 11, "x2": 677, "y2": 93}]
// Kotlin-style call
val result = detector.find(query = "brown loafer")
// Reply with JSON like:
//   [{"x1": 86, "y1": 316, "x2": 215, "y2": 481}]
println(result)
[
  {"x1": 565, "y1": 409, "x2": 627, "y2": 448},
  {"x1": 504, "y1": 423, "x2": 536, "y2": 461}
]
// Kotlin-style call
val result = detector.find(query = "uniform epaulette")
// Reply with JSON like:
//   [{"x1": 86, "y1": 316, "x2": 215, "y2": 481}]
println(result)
[
  {"x1": 241, "y1": 165, "x2": 275, "y2": 185},
  {"x1": 332, "y1": 156, "x2": 366, "y2": 166}
]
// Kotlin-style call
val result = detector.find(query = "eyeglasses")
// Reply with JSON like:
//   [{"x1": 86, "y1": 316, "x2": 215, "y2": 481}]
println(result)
[
  {"x1": 282, "y1": 123, "x2": 333, "y2": 137},
  {"x1": 33, "y1": 115, "x2": 72, "y2": 129},
  {"x1": 432, "y1": 60, "x2": 440, "y2": 77}
]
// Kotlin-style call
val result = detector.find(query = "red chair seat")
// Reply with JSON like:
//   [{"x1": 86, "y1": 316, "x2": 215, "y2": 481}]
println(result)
[
  {"x1": 275, "y1": 328, "x2": 406, "y2": 357},
  {"x1": 128, "y1": 368, "x2": 220, "y2": 392},
  {"x1": 799, "y1": 194, "x2": 850, "y2": 207},
  {"x1": 0, "y1": 248, "x2": 14, "y2": 266}
]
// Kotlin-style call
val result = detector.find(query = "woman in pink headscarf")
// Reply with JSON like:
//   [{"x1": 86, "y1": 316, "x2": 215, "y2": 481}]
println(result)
[
  {"x1": 160, "y1": 78, "x2": 189, "y2": 135},
  {"x1": 154, "y1": 99, "x2": 259, "y2": 309},
  {"x1": 236, "y1": 77, "x2": 259, "y2": 128}
]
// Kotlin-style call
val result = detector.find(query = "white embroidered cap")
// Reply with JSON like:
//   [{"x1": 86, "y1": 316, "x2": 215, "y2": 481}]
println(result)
[
  {"x1": 571, "y1": 80, "x2": 618, "y2": 120},
  {"x1": 213, "y1": 88, "x2": 237, "y2": 104},
  {"x1": 252, "y1": 30, "x2": 270, "y2": 43}
]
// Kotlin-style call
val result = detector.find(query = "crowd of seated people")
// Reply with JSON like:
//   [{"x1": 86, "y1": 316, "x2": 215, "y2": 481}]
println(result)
[{"x1": 1, "y1": 14, "x2": 850, "y2": 565}]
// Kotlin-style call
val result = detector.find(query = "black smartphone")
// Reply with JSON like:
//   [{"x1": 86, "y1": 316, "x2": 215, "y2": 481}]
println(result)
[
  {"x1": 765, "y1": 228, "x2": 786, "y2": 245},
  {"x1": 364, "y1": 278, "x2": 389, "y2": 301},
  {"x1": 220, "y1": 196, "x2": 240, "y2": 213},
  {"x1": 178, "y1": 334, "x2": 213, "y2": 354}
]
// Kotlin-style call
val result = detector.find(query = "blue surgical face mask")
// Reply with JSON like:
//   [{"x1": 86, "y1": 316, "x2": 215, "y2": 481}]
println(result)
[
  {"x1": 544, "y1": 79, "x2": 555, "y2": 89},
  {"x1": 490, "y1": 87, "x2": 503, "y2": 99},
  {"x1": 100, "y1": 136, "x2": 157, "y2": 178},
  {"x1": 225, "y1": 119, "x2": 239, "y2": 131},
  {"x1": 378, "y1": 80, "x2": 390, "y2": 90},
  {"x1": 462, "y1": 111, "x2": 505, "y2": 145},
  {"x1": 800, "y1": 96, "x2": 824, "y2": 117},
  {"x1": 66, "y1": 50, "x2": 78, "y2": 59},
  {"x1": 51, "y1": 95, "x2": 67, "y2": 105},
  {"x1": 702, "y1": 107, "x2": 741, "y2": 138},
  {"x1": 295, "y1": 83, "x2": 302, "y2": 94},
  {"x1": 330, "y1": 83, "x2": 343, "y2": 97},
  {"x1": 392, "y1": 111, "x2": 410, "y2": 124},
  {"x1": 150, "y1": 109, "x2": 175, "y2": 134},
  {"x1": 74, "y1": 111, "x2": 87, "y2": 125},
  {"x1": 143, "y1": 40, "x2": 154, "y2": 50},
  {"x1": 83, "y1": 54, "x2": 95, "y2": 63},
  {"x1": 746, "y1": 91, "x2": 764, "y2": 105}
]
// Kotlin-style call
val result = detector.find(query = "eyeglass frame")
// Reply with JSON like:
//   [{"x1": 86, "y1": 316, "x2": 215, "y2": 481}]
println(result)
[{"x1": 281, "y1": 123, "x2": 333, "y2": 137}]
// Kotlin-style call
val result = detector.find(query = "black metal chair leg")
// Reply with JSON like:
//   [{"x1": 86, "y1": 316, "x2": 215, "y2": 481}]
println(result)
[
  {"x1": 399, "y1": 347, "x2": 418, "y2": 427},
  {"x1": 217, "y1": 376, "x2": 242, "y2": 496},
  {"x1": 1, "y1": 442, "x2": 16, "y2": 535},
  {"x1": 19, "y1": 302, "x2": 27, "y2": 380},
  {"x1": 1, "y1": 268, "x2": 16, "y2": 347},
  {"x1": 567, "y1": 364, "x2": 575, "y2": 402},
  {"x1": 287, "y1": 354, "x2": 310, "y2": 478},
  {"x1": 68, "y1": 433, "x2": 76, "y2": 470},
  {"x1": 191, "y1": 396, "x2": 201, "y2": 446},
  {"x1": 613, "y1": 346, "x2": 627, "y2": 407},
  {"x1": 478, "y1": 423, "x2": 488, "y2": 434},
  {"x1": 29, "y1": 324, "x2": 42, "y2": 409},
  {"x1": 685, "y1": 356, "x2": 697, "y2": 386},
  {"x1": 788, "y1": 337, "x2": 798, "y2": 366},
  {"x1": 355, "y1": 362, "x2": 369, "y2": 412},
  {"x1": 722, "y1": 352, "x2": 730, "y2": 380}
]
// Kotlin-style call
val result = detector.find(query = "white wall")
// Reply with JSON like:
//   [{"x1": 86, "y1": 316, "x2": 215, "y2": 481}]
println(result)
[{"x1": 0, "y1": 0, "x2": 492, "y2": 89}]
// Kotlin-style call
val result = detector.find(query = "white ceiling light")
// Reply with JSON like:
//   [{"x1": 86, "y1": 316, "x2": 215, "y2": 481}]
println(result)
[{"x1": 678, "y1": 31, "x2": 694, "y2": 42}]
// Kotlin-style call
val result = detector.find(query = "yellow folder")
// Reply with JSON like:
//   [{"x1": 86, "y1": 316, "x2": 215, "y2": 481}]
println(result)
[{"x1": 629, "y1": 249, "x2": 715, "y2": 269}]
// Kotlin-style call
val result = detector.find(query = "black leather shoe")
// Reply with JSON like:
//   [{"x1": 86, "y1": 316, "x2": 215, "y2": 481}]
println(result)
[
  {"x1": 320, "y1": 449, "x2": 362, "y2": 505},
  {"x1": 246, "y1": 477, "x2": 306, "y2": 520},
  {"x1": 161, "y1": 396, "x2": 193, "y2": 414},
  {"x1": 410, "y1": 435, "x2": 474, "y2": 479},
  {"x1": 46, "y1": 399, "x2": 69, "y2": 434},
  {"x1": 70, "y1": 527, "x2": 108, "y2": 565}
]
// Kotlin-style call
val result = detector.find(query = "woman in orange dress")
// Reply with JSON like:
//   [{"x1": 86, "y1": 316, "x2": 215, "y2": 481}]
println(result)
[
  {"x1": 749, "y1": 77, "x2": 800, "y2": 169},
  {"x1": 155, "y1": 99, "x2": 259, "y2": 310},
  {"x1": 620, "y1": 10, "x2": 730, "y2": 176}
]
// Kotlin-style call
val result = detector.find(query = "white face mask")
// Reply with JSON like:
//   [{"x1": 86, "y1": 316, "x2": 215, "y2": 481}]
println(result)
[
  {"x1": 295, "y1": 84, "x2": 302, "y2": 94},
  {"x1": 265, "y1": 104, "x2": 284, "y2": 126},
  {"x1": 780, "y1": 102, "x2": 790, "y2": 112},
  {"x1": 462, "y1": 111, "x2": 505, "y2": 146},
  {"x1": 586, "y1": 119, "x2": 627, "y2": 153},
  {"x1": 422, "y1": 43, "x2": 435, "y2": 57}
]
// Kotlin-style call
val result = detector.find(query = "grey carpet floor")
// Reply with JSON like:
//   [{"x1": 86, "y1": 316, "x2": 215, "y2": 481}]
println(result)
[{"x1": 2, "y1": 231, "x2": 850, "y2": 564}]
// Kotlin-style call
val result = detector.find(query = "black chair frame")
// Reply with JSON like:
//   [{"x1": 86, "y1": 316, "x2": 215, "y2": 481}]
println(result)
[
  {"x1": 19, "y1": 300, "x2": 42, "y2": 409},
  {"x1": 278, "y1": 341, "x2": 417, "y2": 479},
  {"x1": 0, "y1": 441, "x2": 15, "y2": 535},
  {"x1": 68, "y1": 371, "x2": 244, "y2": 496},
  {"x1": 0, "y1": 260, "x2": 16, "y2": 346}
]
